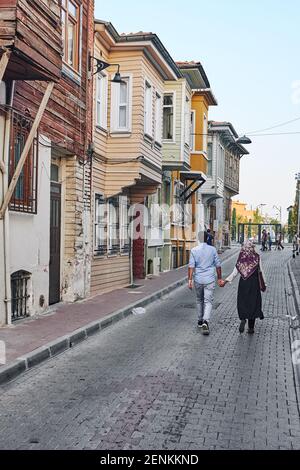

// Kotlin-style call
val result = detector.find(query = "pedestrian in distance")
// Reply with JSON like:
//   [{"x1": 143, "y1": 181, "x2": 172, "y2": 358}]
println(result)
[
  {"x1": 276, "y1": 232, "x2": 284, "y2": 250},
  {"x1": 188, "y1": 231, "x2": 223, "y2": 336},
  {"x1": 206, "y1": 228, "x2": 214, "y2": 246},
  {"x1": 219, "y1": 239, "x2": 267, "y2": 334},
  {"x1": 267, "y1": 232, "x2": 272, "y2": 251}
]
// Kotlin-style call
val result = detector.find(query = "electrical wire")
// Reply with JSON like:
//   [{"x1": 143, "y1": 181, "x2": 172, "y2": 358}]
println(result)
[{"x1": 245, "y1": 116, "x2": 300, "y2": 135}]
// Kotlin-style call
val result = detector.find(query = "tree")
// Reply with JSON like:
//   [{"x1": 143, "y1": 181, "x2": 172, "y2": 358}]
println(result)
[{"x1": 231, "y1": 208, "x2": 237, "y2": 241}]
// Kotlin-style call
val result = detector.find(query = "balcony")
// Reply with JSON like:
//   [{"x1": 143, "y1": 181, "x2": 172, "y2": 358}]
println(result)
[{"x1": 0, "y1": 0, "x2": 62, "y2": 81}]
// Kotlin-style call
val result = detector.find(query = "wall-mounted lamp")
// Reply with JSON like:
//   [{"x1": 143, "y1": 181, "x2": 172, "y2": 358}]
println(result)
[
  {"x1": 89, "y1": 56, "x2": 125, "y2": 84},
  {"x1": 236, "y1": 135, "x2": 252, "y2": 144}
]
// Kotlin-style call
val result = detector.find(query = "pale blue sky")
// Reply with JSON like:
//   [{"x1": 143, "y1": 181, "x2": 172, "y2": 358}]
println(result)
[{"x1": 95, "y1": 0, "x2": 300, "y2": 223}]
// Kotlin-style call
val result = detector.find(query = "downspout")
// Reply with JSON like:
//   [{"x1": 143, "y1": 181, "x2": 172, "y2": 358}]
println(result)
[{"x1": 1, "y1": 81, "x2": 14, "y2": 324}]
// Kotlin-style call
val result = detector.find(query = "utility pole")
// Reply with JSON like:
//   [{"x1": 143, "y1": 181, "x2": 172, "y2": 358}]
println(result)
[{"x1": 296, "y1": 173, "x2": 300, "y2": 236}]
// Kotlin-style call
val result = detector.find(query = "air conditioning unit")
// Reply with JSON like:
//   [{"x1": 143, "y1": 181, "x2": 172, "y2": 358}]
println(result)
[{"x1": 153, "y1": 257, "x2": 161, "y2": 276}]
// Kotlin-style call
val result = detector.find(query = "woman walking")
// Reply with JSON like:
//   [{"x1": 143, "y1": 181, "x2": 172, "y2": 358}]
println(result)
[{"x1": 221, "y1": 240, "x2": 267, "y2": 334}]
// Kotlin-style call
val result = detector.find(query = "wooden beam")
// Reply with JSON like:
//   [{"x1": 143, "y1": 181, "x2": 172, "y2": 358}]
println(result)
[
  {"x1": 0, "y1": 81, "x2": 54, "y2": 219},
  {"x1": 0, "y1": 50, "x2": 10, "y2": 82}
]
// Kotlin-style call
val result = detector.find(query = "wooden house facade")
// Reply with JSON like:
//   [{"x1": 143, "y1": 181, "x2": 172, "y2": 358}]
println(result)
[{"x1": 0, "y1": 0, "x2": 94, "y2": 325}]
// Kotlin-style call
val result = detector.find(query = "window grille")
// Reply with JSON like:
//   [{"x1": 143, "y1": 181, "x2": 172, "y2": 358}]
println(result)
[{"x1": 11, "y1": 270, "x2": 31, "y2": 321}]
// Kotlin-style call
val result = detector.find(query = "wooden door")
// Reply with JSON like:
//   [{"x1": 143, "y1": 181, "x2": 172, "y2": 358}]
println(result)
[{"x1": 49, "y1": 182, "x2": 61, "y2": 305}]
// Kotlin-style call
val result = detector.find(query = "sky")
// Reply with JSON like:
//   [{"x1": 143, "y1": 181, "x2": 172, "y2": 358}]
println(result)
[{"x1": 95, "y1": 0, "x2": 300, "y2": 223}]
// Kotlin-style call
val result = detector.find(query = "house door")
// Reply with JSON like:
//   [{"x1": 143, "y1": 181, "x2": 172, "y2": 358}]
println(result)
[{"x1": 49, "y1": 182, "x2": 61, "y2": 305}]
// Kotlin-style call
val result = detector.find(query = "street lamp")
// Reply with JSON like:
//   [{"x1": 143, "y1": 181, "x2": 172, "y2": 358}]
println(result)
[
  {"x1": 89, "y1": 56, "x2": 125, "y2": 83},
  {"x1": 257, "y1": 203, "x2": 266, "y2": 220},
  {"x1": 273, "y1": 205, "x2": 282, "y2": 224},
  {"x1": 236, "y1": 135, "x2": 252, "y2": 145}
]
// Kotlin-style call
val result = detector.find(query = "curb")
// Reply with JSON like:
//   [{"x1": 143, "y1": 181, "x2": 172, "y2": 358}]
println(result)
[
  {"x1": 0, "y1": 275, "x2": 188, "y2": 387},
  {"x1": 286, "y1": 260, "x2": 300, "y2": 415},
  {"x1": 0, "y1": 248, "x2": 239, "y2": 387}
]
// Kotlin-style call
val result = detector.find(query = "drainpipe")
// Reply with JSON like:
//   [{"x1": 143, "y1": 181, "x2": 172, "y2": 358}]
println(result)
[{"x1": 0, "y1": 81, "x2": 14, "y2": 324}]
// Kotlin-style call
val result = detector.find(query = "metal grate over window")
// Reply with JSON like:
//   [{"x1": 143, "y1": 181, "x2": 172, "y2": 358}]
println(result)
[
  {"x1": 9, "y1": 110, "x2": 38, "y2": 214},
  {"x1": 11, "y1": 270, "x2": 31, "y2": 321}
]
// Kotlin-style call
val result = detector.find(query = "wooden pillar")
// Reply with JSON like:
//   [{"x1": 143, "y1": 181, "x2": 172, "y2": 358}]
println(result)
[{"x1": 0, "y1": 50, "x2": 10, "y2": 82}]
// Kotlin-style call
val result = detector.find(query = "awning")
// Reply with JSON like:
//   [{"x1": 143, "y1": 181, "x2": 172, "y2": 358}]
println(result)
[{"x1": 179, "y1": 171, "x2": 207, "y2": 202}]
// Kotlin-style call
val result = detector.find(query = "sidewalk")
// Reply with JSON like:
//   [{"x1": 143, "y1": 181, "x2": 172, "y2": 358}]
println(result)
[{"x1": 0, "y1": 247, "x2": 239, "y2": 385}]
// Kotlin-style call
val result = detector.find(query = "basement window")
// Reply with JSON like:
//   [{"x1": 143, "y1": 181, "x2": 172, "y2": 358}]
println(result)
[{"x1": 11, "y1": 270, "x2": 31, "y2": 321}]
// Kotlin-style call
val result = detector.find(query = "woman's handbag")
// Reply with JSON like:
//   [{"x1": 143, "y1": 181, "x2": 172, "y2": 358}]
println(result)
[{"x1": 258, "y1": 268, "x2": 266, "y2": 292}]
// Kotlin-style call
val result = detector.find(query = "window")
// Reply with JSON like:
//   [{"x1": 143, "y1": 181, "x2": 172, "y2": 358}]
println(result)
[
  {"x1": 163, "y1": 93, "x2": 174, "y2": 140},
  {"x1": 95, "y1": 72, "x2": 108, "y2": 130},
  {"x1": 144, "y1": 81, "x2": 153, "y2": 137},
  {"x1": 184, "y1": 97, "x2": 190, "y2": 145},
  {"x1": 94, "y1": 194, "x2": 130, "y2": 256},
  {"x1": 154, "y1": 93, "x2": 162, "y2": 144},
  {"x1": 111, "y1": 76, "x2": 131, "y2": 132},
  {"x1": 203, "y1": 114, "x2": 208, "y2": 150},
  {"x1": 207, "y1": 142, "x2": 213, "y2": 177},
  {"x1": 190, "y1": 110, "x2": 195, "y2": 151},
  {"x1": 9, "y1": 111, "x2": 38, "y2": 214},
  {"x1": 218, "y1": 144, "x2": 225, "y2": 179},
  {"x1": 120, "y1": 196, "x2": 130, "y2": 253},
  {"x1": 108, "y1": 197, "x2": 119, "y2": 254},
  {"x1": 11, "y1": 271, "x2": 31, "y2": 321},
  {"x1": 94, "y1": 194, "x2": 107, "y2": 255},
  {"x1": 61, "y1": 0, "x2": 81, "y2": 72}
]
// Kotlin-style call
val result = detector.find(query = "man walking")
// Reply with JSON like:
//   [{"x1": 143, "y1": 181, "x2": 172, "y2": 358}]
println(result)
[{"x1": 188, "y1": 231, "x2": 223, "y2": 335}]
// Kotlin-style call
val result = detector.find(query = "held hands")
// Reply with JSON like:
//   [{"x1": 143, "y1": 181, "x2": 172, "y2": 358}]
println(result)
[{"x1": 218, "y1": 279, "x2": 227, "y2": 288}]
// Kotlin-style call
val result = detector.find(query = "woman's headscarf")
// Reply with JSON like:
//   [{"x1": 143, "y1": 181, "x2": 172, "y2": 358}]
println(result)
[{"x1": 236, "y1": 239, "x2": 260, "y2": 280}]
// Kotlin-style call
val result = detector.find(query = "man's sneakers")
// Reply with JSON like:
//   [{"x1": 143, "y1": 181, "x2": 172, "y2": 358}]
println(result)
[
  {"x1": 197, "y1": 320, "x2": 203, "y2": 329},
  {"x1": 202, "y1": 321, "x2": 210, "y2": 335}
]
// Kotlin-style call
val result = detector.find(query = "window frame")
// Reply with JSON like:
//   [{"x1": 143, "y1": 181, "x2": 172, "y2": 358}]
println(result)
[
  {"x1": 203, "y1": 114, "x2": 208, "y2": 151},
  {"x1": 154, "y1": 92, "x2": 162, "y2": 145},
  {"x1": 94, "y1": 194, "x2": 107, "y2": 256},
  {"x1": 144, "y1": 80, "x2": 153, "y2": 138},
  {"x1": 163, "y1": 92, "x2": 176, "y2": 142},
  {"x1": 9, "y1": 111, "x2": 38, "y2": 214},
  {"x1": 61, "y1": 0, "x2": 81, "y2": 74},
  {"x1": 190, "y1": 110, "x2": 196, "y2": 151},
  {"x1": 95, "y1": 71, "x2": 108, "y2": 131},
  {"x1": 110, "y1": 75, "x2": 132, "y2": 134},
  {"x1": 207, "y1": 142, "x2": 213, "y2": 178},
  {"x1": 184, "y1": 96, "x2": 191, "y2": 146}
]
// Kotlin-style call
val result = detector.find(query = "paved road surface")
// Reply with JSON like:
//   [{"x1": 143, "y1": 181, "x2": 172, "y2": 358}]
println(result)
[{"x1": 0, "y1": 249, "x2": 299, "y2": 450}]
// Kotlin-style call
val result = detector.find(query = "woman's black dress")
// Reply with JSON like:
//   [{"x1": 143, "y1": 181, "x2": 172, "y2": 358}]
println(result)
[{"x1": 237, "y1": 268, "x2": 264, "y2": 320}]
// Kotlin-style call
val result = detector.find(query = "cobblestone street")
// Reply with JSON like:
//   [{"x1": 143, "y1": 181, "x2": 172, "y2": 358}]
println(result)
[{"x1": 0, "y1": 249, "x2": 299, "y2": 450}]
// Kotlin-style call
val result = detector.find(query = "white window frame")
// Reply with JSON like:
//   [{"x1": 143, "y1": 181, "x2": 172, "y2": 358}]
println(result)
[
  {"x1": 94, "y1": 193, "x2": 107, "y2": 256},
  {"x1": 110, "y1": 74, "x2": 132, "y2": 133},
  {"x1": 184, "y1": 96, "x2": 190, "y2": 146},
  {"x1": 119, "y1": 196, "x2": 130, "y2": 253},
  {"x1": 154, "y1": 92, "x2": 162, "y2": 144},
  {"x1": 163, "y1": 92, "x2": 176, "y2": 142},
  {"x1": 95, "y1": 72, "x2": 108, "y2": 130},
  {"x1": 144, "y1": 80, "x2": 153, "y2": 138}
]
